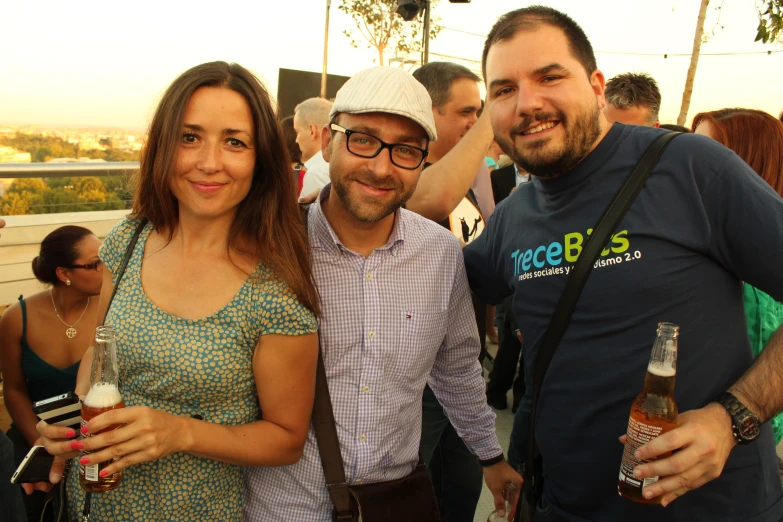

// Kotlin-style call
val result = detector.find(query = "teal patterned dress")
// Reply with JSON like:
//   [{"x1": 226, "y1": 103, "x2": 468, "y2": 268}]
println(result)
[{"x1": 65, "y1": 218, "x2": 317, "y2": 521}]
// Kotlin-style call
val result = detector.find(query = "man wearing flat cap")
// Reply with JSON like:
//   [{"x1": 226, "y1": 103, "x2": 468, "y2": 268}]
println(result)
[{"x1": 244, "y1": 67, "x2": 521, "y2": 521}]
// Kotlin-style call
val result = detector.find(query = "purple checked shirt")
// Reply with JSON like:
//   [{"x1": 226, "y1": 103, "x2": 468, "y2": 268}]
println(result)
[{"x1": 243, "y1": 186, "x2": 501, "y2": 521}]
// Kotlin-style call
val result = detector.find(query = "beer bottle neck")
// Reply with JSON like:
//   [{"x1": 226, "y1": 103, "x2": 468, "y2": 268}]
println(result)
[
  {"x1": 647, "y1": 325, "x2": 678, "y2": 374},
  {"x1": 642, "y1": 322, "x2": 679, "y2": 397},
  {"x1": 90, "y1": 328, "x2": 119, "y2": 387}
]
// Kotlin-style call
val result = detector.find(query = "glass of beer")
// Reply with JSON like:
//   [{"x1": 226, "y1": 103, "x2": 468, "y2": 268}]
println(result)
[
  {"x1": 487, "y1": 481, "x2": 519, "y2": 521},
  {"x1": 79, "y1": 325, "x2": 125, "y2": 493},
  {"x1": 617, "y1": 322, "x2": 679, "y2": 504}
]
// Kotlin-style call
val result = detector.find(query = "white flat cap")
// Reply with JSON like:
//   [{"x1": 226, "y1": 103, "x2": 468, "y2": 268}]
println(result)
[{"x1": 329, "y1": 67, "x2": 438, "y2": 141}]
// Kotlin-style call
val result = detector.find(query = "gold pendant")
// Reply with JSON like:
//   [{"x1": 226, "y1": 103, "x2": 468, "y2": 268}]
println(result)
[{"x1": 66, "y1": 327, "x2": 77, "y2": 339}]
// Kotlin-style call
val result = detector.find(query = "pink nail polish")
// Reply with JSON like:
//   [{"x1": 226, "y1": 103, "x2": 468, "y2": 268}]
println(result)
[
  {"x1": 79, "y1": 457, "x2": 90, "y2": 465},
  {"x1": 81, "y1": 426, "x2": 89, "y2": 435},
  {"x1": 70, "y1": 441, "x2": 83, "y2": 450},
  {"x1": 99, "y1": 470, "x2": 109, "y2": 478},
  {"x1": 65, "y1": 429, "x2": 76, "y2": 438}
]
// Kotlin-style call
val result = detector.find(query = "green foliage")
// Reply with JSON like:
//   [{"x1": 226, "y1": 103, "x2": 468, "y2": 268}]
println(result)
[
  {"x1": 0, "y1": 175, "x2": 132, "y2": 215},
  {"x1": 7, "y1": 178, "x2": 47, "y2": 195},
  {"x1": 756, "y1": 0, "x2": 783, "y2": 43},
  {"x1": 338, "y1": 0, "x2": 442, "y2": 65}
]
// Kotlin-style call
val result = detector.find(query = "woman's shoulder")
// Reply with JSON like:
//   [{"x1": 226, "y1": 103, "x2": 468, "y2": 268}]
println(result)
[
  {"x1": 244, "y1": 263, "x2": 317, "y2": 336},
  {"x1": 105, "y1": 216, "x2": 148, "y2": 245},
  {"x1": 0, "y1": 292, "x2": 48, "y2": 323},
  {"x1": 247, "y1": 262, "x2": 296, "y2": 298},
  {"x1": 0, "y1": 299, "x2": 22, "y2": 329},
  {"x1": 100, "y1": 217, "x2": 149, "y2": 271}
]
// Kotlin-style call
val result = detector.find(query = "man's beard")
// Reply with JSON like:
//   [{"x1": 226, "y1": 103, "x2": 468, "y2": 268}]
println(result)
[
  {"x1": 496, "y1": 102, "x2": 602, "y2": 179},
  {"x1": 332, "y1": 169, "x2": 416, "y2": 223}
]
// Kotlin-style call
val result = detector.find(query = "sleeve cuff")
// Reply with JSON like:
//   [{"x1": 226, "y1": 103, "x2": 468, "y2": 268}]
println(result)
[{"x1": 478, "y1": 453, "x2": 505, "y2": 467}]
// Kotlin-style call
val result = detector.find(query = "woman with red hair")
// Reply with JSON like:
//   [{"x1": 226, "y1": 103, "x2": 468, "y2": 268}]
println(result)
[{"x1": 694, "y1": 108, "x2": 783, "y2": 446}]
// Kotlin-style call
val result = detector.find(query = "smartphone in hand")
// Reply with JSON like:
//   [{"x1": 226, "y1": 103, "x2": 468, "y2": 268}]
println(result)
[
  {"x1": 11, "y1": 445, "x2": 54, "y2": 484},
  {"x1": 32, "y1": 391, "x2": 82, "y2": 431}
]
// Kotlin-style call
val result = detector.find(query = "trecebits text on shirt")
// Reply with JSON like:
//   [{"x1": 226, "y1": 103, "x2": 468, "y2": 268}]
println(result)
[{"x1": 510, "y1": 229, "x2": 630, "y2": 276}]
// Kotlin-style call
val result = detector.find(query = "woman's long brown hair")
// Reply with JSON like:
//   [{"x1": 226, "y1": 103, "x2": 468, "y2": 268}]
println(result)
[
  {"x1": 131, "y1": 61, "x2": 319, "y2": 315},
  {"x1": 692, "y1": 108, "x2": 783, "y2": 197}
]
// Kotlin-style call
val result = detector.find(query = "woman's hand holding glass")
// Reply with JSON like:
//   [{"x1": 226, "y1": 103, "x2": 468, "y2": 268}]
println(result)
[{"x1": 74, "y1": 405, "x2": 188, "y2": 478}]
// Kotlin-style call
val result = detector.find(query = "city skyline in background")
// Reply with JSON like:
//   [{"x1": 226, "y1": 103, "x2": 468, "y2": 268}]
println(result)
[{"x1": 1, "y1": 0, "x2": 782, "y2": 130}]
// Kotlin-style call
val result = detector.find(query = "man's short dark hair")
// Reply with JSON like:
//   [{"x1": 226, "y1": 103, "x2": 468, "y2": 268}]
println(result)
[
  {"x1": 412, "y1": 62, "x2": 480, "y2": 110},
  {"x1": 481, "y1": 6, "x2": 597, "y2": 80},
  {"x1": 605, "y1": 72, "x2": 662, "y2": 124}
]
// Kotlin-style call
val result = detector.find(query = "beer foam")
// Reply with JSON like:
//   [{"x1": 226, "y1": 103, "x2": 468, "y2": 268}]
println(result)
[
  {"x1": 647, "y1": 363, "x2": 676, "y2": 378},
  {"x1": 84, "y1": 383, "x2": 122, "y2": 408}
]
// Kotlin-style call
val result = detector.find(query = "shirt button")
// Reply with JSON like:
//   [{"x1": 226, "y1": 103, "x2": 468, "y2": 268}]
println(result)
[
  {"x1": 360, "y1": 434, "x2": 367, "y2": 442},
  {"x1": 362, "y1": 385, "x2": 370, "y2": 393},
  {"x1": 365, "y1": 273, "x2": 373, "y2": 281},
  {"x1": 332, "y1": 252, "x2": 339, "y2": 259},
  {"x1": 355, "y1": 479, "x2": 363, "y2": 484},
  {"x1": 368, "y1": 331, "x2": 376, "y2": 339}
]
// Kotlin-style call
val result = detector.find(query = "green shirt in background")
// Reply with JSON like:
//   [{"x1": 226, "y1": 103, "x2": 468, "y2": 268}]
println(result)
[{"x1": 744, "y1": 284, "x2": 783, "y2": 444}]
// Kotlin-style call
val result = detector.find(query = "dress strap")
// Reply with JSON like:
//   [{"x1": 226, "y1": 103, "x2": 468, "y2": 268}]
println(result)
[{"x1": 17, "y1": 295, "x2": 28, "y2": 341}]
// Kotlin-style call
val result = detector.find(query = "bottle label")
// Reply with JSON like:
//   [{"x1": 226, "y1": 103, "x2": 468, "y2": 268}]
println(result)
[
  {"x1": 618, "y1": 417, "x2": 663, "y2": 489},
  {"x1": 84, "y1": 463, "x2": 99, "y2": 482}
]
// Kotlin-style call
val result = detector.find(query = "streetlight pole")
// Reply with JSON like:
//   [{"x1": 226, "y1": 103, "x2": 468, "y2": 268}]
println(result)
[
  {"x1": 320, "y1": 0, "x2": 332, "y2": 99},
  {"x1": 421, "y1": 0, "x2": 431, "y2": 65}
]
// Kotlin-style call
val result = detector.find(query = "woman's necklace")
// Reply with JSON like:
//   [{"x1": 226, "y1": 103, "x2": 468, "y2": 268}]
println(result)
[{"x1": 50, "y1": 290, "x2": 90, "y2": 339}]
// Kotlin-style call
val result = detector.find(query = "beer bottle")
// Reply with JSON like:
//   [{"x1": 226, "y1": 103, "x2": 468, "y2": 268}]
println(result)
[
  {"x1": 618, "y1": 322, "x2": 679, "y2": 504},
  {"x1": 487, "y1": 481, "x2": 518, "y2": 521},
  {"x1": 79, "y1": 325, "x2": 125, "y2": 492}
]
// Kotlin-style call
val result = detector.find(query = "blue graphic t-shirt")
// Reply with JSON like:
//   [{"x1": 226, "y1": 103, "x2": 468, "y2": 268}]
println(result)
[{"x1": 464, "y1": 124, "x2": 783, "y2": 522}]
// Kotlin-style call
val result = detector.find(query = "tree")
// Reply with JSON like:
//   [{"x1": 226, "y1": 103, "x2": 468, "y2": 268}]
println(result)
[
  {"x1": 338, "y1": 0, "x2": 442, "y2": 66},
  {"x1": 0, "y1": 192, "x2": 33, "y2": 215},
  {"x1": 756, "y1": 0, "x2": 783, "y2": 43},
  {"x1": 7, "y1": 178, "x2": 47, "y2": 195},
  {"x1": 678, "y1": 0, "x2": 782, "y2": 126}
]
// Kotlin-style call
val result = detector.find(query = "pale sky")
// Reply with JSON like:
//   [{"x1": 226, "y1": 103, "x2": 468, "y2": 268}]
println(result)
[{"x1": 1, "y1": 0, "x2": 780, "y2": 129}]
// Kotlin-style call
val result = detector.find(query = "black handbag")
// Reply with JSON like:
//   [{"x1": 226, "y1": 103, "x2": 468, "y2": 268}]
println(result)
[
  {"x1": 515, "y1": 132, "x2": 680, "y2": 522},
  {"x1": 311, "y1": 349, "x2": 441, "y2": 522}
]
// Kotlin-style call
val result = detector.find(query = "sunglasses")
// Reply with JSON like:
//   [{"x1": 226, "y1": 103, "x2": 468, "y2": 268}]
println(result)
[{"x1": 66, "y1": 260, "x2": 103, "y2": 271}]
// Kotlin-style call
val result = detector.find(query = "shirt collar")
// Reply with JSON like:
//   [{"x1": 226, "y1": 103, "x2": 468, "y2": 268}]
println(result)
[
  {"x1": 310, "y1": 184, "x2": 406, "y2": 259},
  {"x1": 513, "y1": 164, "x2": 531, "y2": 185}
]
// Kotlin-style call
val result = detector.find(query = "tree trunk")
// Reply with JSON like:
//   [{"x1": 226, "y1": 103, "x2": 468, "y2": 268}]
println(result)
[
  {"x1": 377, "y1": 44, "x2": 385, "y2": 66},
  {"x1": 677, "y1": 0, "x2": 711, "y2": 126}
]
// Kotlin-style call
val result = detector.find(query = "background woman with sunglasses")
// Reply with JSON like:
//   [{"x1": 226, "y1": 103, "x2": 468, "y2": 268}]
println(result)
[{"x1": 0, "y1": 225, "x2": 103, "y2": 520}]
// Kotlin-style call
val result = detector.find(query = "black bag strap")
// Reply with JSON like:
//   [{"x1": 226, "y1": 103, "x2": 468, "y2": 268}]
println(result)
[
  {"x1": 313, "y1": 350, "x2": 355, "y2": 520},
  {"x1": 522, "y1": 132, "x2": 680, "y2": 507},
  {"x1": 101, "y1": 218, "x2": 148, "y2": 325},
  {"x1": 299, "y1": 203, "x2": 355, "y2": 521}
]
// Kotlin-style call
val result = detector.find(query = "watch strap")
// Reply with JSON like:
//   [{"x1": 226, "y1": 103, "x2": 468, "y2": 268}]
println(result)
[{"x1": 716, "y1": 391, "x2": 759, "y2": 445}]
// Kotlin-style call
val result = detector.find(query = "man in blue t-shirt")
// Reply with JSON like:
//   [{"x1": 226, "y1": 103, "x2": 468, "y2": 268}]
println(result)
[{"x1": 465, "y1": 6, "x2": 783, "y2": 522}]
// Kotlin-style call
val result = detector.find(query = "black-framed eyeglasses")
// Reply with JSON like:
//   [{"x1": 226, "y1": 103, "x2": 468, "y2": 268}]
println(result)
[
  {"x1": 331, "y1": 124, "x2": 428, "y2": 170},
  {"x1": 66, "y1": 261, "x2": 102, "y2": 271}
]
